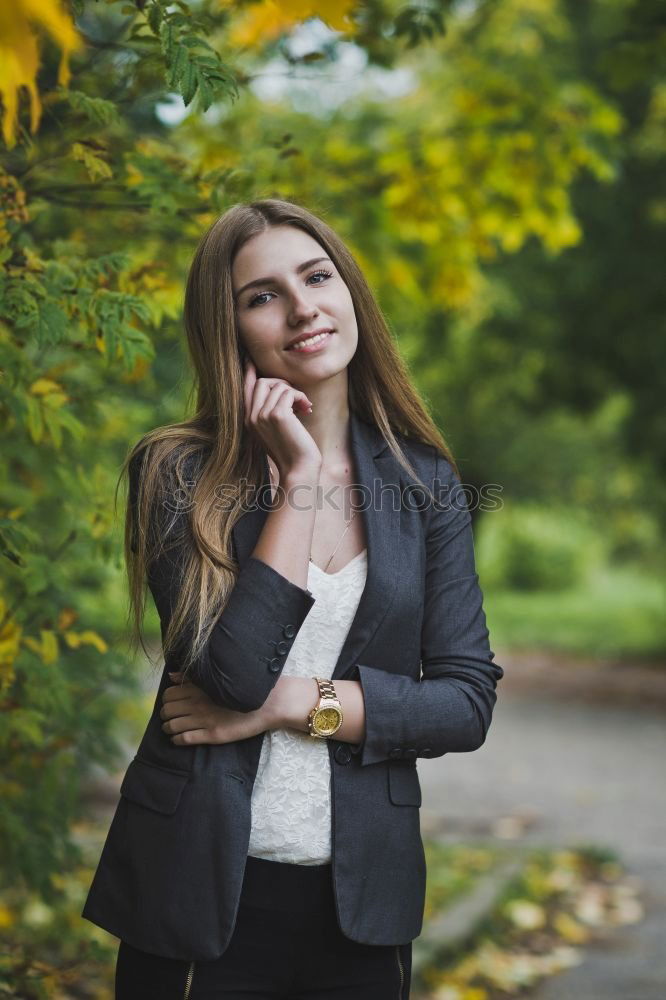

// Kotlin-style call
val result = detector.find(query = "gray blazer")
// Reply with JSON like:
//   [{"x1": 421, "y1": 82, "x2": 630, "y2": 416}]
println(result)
[{"x1": 81, "y1": 410, "x2": 503, "y2": 960}]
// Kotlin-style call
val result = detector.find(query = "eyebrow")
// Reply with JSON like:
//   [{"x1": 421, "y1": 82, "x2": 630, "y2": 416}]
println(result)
[{"x1": 234, "y1": 257, "x2": 333, "y2": 300}]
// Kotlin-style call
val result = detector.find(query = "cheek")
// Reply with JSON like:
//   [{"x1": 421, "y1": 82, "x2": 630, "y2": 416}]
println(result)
[
  {"x1": 241, "y1": 327, "x2": 281, "y2": 356},
  {"x1": 341, "y1": 295, "x2": 358, "y2": 331},
  {"x1": 337, "y1": 328, "x2": 358, "y2": 363}
]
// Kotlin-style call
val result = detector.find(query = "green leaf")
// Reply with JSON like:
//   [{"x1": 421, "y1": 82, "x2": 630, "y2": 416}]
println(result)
[
  {"x1": 34, "y1": 301, "x2": 68, "y2": 348},
  {"x1": 58, "y1": 89, "x2": 120, "y2": 126},
  {"x1": 42, "y1": 409, "x2": 63, "y2": 449},
  {"x1": 148, "y1": 2, "x2": 162, "y2": 35},
  {"x1": 25, "y1": 396, "x2": 44, "y2": 443}
]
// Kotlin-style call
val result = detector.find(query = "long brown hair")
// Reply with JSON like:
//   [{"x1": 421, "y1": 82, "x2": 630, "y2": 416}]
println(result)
[{"x1": 121, "y1": 198, "x2": 457, "y2": 676}]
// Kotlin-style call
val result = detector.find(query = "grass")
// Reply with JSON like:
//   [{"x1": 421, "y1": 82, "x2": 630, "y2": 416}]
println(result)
[{"x1": 483, "y1": 564, "x2": 666, "y2": 659}]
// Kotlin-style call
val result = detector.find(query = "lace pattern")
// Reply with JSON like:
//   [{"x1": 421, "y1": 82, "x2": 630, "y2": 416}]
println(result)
[{"x1": 247, "y1": 550, "x2": 367, "y2": 865}]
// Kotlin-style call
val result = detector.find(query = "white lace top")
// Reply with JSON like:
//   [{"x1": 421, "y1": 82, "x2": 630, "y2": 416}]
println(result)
[{"x1": 247, "y1": 548, "x2": 368, "y2": 865}]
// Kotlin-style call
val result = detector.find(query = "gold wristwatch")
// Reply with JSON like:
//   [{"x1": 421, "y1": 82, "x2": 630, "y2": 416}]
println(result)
[{"x1": 307, "y1": 678, "x2": 343, "y2": 738}]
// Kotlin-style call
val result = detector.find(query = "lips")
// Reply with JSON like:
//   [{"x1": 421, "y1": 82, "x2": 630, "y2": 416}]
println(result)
[{"x1": 285, "y1": 328, "x2": 334, "y2": 350}]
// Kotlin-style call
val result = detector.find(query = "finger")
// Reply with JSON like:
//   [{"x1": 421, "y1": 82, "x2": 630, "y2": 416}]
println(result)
[
  {"x1": 247, "y1": 375, "x2": 275, "y2": 426},
  {"x1": 170, "y1": 729, "x2": 211, "y2": 746},
  {"x1": 159, "y1": 697, "x2": 193, "y2": 720},
  {"x1": 273, "y1": 386, "x2": 310, "y2": 420},
  {"x1": 162, "y1": 683, "x2": 197, "y2": 702},
  {"x1": 161, "y1": 713, "x2": 204, "y2": 735},
  {"x1": 256, "y1": 383, "x2": 293, "y2": 423},
  {"x1": 268, "y1": 384, "x2": 312, "y2": 415},
  {"x1": 251, "y1": 380, "x2": 291, "y2": 425},
  {"x1": 245, "y1": 366, "x2": 287, "y2": 423}
]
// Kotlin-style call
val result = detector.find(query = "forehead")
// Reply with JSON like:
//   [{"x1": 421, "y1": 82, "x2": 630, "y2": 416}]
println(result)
[{"x1": 232, "y1": 226, "x2": 325, "y2": 284}]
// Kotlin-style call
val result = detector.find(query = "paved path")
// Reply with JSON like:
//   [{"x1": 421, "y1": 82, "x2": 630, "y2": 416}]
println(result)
[{"x1": 417, "y1": 649, "x2": 666, "y2": 999}]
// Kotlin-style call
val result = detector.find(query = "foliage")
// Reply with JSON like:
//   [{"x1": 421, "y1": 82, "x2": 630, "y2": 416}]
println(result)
[
  {"x1": 416, "y1": 845, "x2": 643, "y2": 999},
  {"x1": 475, "y1": 503, "x2": 603, "y2": 592},
  {"x1": 423, "y1": 841, "x2": 502, "y2": 922},
  {"x1": 0, "y1": 0, "x2": 81, "y2": 148},
  {"x1": 483, "y1": 562, "x2": 666, "y2": 658}
]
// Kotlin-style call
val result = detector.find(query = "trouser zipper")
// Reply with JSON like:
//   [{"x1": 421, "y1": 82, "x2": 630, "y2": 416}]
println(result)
[
  {"x1": 183, "y1": 960, "x2": 195, "y2": 999},
  {"x1": 396, "y1": 945, "x2": 404, "y2": 999}
]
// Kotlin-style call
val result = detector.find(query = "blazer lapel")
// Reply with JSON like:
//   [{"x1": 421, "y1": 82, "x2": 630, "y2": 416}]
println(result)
[
  {"x1": 330, "y1": 412, "x2": 401, "y2": 682},
  {"x1": 231, "y1": 410, "x2": 402, "y2": 683}
]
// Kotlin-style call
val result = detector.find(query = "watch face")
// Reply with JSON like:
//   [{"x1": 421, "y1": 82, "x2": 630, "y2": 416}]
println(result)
[{"x1": 314, "y1": 707, "x2": 342, "y2": 735}]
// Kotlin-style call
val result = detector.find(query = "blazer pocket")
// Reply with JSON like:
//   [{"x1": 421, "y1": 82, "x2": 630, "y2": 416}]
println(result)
[
  {"x1": 119, "y1": 755, "x2": 191, "y2": 815},
  {"x1": 388, "y1": 761, "x2": 422, "y2": 807}
]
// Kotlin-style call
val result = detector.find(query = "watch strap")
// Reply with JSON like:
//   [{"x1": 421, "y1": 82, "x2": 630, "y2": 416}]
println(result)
[{"x1": 315, "y1": 677, "x2": 338, "y2": 702}]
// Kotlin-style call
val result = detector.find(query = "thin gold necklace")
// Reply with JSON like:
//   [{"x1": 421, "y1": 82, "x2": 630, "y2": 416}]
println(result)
[{"x1": 267, "y1": 461, "x2": 358, "y2": 573}]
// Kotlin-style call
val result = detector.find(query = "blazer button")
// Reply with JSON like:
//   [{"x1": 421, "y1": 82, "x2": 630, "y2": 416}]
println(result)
[
  {"x1": 389, "y1": 748, "x2": 403, "y2": 759},
  {"x1": 421, "y1": 747, "x2": 433, "y2": 757},
  {"x1": 282, "y1": 624, "x2": 296, "y2": 638},
  {"x1": 334, "y1": 744, "x2": 351, "y2": 765},
  {"x1": 267, "y1": 658, "x2": 282, "y2": 673},
  {"x1": 275, "y1": 640, "x2": 289, "y2": 656},
  {"x1": 404, "y1": 748, "x2": 417, "y2": 760}
]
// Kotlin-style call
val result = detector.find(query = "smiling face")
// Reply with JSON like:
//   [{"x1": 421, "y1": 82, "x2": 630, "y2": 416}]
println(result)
[{"x1": 231, "y1": 225, "x2": 358, "y2": 388}]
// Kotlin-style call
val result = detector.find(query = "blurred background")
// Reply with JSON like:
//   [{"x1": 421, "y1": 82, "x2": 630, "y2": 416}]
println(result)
[{"x1": 1, "y1": 1, "x2": 664, "y2": 996}]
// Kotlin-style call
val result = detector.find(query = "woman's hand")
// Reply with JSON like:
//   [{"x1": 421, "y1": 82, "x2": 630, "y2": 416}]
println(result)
[
  {"x1": 243, "y1": 357, "x2": 321, "y2": 479},
  {"x1": 160, "y1": 671, "x2": 273, "y2": 745}
]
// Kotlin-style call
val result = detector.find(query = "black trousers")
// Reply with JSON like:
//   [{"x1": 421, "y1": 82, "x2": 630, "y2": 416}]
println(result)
[{"x1": 115, "y1": 854, "x2": 412, "y2": 999}]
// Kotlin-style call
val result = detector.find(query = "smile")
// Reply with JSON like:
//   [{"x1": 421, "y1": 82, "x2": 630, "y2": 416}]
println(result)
[{"x1": 286, "y1": 331, "x2": 334, "y2": 354}]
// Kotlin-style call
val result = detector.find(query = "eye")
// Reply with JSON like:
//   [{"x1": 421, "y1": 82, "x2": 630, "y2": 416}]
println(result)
[
  {"x1": 308, "y1": 268, "x2": 333, "y2": 284},
  {"x1": 247, "y1": 269, "x2": 333, "y2": 308}
]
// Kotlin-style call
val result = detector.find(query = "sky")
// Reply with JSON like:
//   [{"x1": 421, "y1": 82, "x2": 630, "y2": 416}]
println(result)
[{"x1": 155, "y1": 18, "x2": 416, "y2": 126}]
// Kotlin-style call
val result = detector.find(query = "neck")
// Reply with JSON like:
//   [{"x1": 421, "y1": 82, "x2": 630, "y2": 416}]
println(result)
[{"x1": 273, "y1": 375, "x2": 353, "y2": 474}]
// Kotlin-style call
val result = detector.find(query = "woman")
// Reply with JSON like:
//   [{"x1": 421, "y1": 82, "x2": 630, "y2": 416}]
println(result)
[{"x1": 82, "y1": 198, "x2": 504, "y2": 999}]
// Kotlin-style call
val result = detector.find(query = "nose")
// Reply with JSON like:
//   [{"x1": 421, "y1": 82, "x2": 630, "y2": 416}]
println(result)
[{"x1": 286, "y1": 285, "x2": 318, "y2": 325}]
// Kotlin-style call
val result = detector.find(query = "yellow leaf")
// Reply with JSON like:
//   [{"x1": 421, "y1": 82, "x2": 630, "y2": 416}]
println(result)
[
  {"x1": 70, "y1": 141, "x2": 113, "y2": 181},
  {"x1": 0, "y1": 618, "x2": 22, "y2": 661},
  {"x1": 79, "y1": 629, "x2": 108, "y2": 653},
  {"x1": 57, "y1": 607, "x2": 78, "y2": 630},
  {"x1": 0, "y1": 0, "x2": 82, "y2": 148},
  {"x1": 30, "y1": 377, "x2": 62, "y2": 395},
  {"x1": 0, "y1": 617, "x2": 22, "y2": 694},
  {"x1": 122, "y1": 356, "x2": 151, "y2": 383},
  {"x1": 43, "y1": 390, "x2": 69, "y2": 408},
  {"x1": 505, "y1": 898, "x2": 547, "y2": 930},
  {"x1": 22, "y1": 628, "x2": 58, "y2": 663},
  {"x1": 124, "y1": 162, "x2": 145, "y2": 187},
  {"x1": 22, "y1": 246, "x2": 45, "y2": 271},
  {"x1": 553, "y1": 910, "x2": 591, "y2": 943},
  {"x1": 226, "y1": 0, "x2": 355, "y2": 47},
  {"x1": 0, "y1": 904, "x2": 14, "y2": 928},
  {"x1": 39, "y1": 628, "x2": 58, "y2": 664},
  {"x1": 64, "y1": 629, "x2": 108, "y2": 653}
]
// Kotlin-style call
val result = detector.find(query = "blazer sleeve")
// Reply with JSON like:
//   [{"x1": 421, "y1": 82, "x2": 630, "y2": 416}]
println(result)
[
  {"x1": 354, "y1": 450, "x2": 504, "y2": 767},
  {"x1": 128, "y1": 450, "x2": 316, "y2": 713}
]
